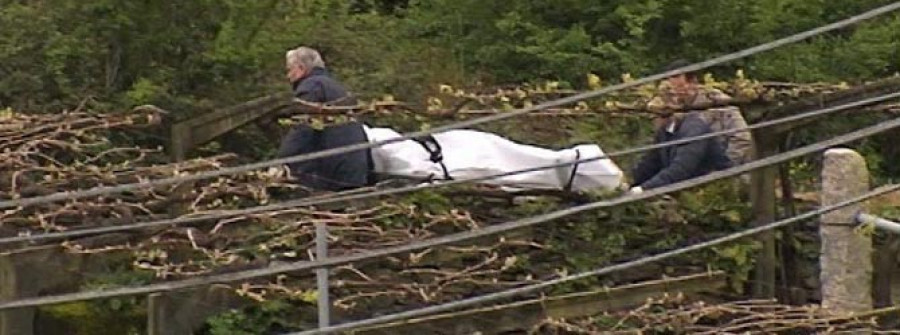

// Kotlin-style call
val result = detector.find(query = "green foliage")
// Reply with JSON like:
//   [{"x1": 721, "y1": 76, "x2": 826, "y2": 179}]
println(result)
[
  {"x1": 204, "y1": 300, "x2": 310, "y2": 335},
  {"x1": 41, "y1": 300, "x2": 145, "y2": 335},
  {"x1": 398, "y1": 0, "x2": 900, "y2": 86},
  {"x1": 708, "y1": 242, "x2": 760, "y2": 293},
  {"x1": 676, "y1": 180, "x2": 749, "y2": 227},
  {"x1": 3, "y1": 0, "x2": 898, "y2": 116},
  {"x1": 6, "y1": 1, "x2": 900, "y2": 331},
  {"x1": 397, "y1": 189, "x2": 454, "y2": 214},
  {"x1": 39, "y1": 257, "x2": 153, "y2": 335}
]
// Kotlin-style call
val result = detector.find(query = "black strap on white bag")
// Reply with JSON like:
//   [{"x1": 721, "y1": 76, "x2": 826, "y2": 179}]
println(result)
[
  {"x1": 564, "y1": 149, "x2": 581, "y2": 192},
  {"x1": 412, "y1": 135, "x2": 453, "y2": 180}
]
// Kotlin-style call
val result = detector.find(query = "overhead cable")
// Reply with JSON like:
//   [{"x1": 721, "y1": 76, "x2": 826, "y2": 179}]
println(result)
[
  {"x1": 0, "y1": 116, "x2": 898, "y2": 310},
  {"x1": 3, "y1": 91, "x2": 898, "y2": 246},
  {"x1": 286, "y1": 183, "x2": 900, "y2": 335},
  {"x1": 3, "y1": 1, "x2": 899, "y2": 210}
]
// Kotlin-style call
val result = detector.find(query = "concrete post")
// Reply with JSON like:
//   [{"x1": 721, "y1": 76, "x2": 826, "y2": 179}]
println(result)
[
  {"x1": 820, "y1": 148, "x2": 872, "y2": 313},
  {"x1": 0, "y1": 257, "x2": 35, "y2": 335},
  {"x1": 0, "y1": 246, "x2": 89, "y2": 335},
  {"x1": 147, "y1": 285, "x2": 250, "y2": 335}
]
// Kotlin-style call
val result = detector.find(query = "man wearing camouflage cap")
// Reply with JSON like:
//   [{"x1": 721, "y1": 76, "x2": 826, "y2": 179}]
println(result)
[{"x1": 631, "y1": 60, "x2": 752, "y2": 192}]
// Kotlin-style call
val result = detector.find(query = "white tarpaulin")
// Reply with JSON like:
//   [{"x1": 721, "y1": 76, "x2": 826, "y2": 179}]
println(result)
[{"x1": 364, "y1": 126, "x2": 625, "y2": 192}]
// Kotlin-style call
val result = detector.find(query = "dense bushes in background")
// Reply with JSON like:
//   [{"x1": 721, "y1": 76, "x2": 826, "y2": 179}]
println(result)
[{"x1": 2, "y1": 0, "x2": 898, "y2": 114}]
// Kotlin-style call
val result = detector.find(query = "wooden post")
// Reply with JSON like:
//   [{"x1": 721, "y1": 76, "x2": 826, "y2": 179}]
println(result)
[
  {"x1": 820, "y1": 148, "x2": 872, "y2": 313},
  {"x1": 778, "y1": 136, "x2": 805, "y2": 304},
  {"x1": 166, "y1": 93, "x2": 293, "y2": 161},
  {"x1": 749, "y1": 129, "x2": 779, "y2": 298},
  {"x1": 169, "y1": 123, "x2": 191, "y2": 162},
  {"x1": 874, "y1": 236, "x2": 898, "y2": 309}
]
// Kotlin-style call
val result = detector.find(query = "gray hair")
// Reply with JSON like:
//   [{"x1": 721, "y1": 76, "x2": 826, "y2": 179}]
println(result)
[{"x1": 285, "y1": 46, "x2": 325, "y2": 69}]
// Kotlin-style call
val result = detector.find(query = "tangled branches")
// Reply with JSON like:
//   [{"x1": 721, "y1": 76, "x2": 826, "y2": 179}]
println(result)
[
  {"x1": 275, "y1": 76, "x2": 855, "y2": 121},
  {"x1": 422, "y1": 75, "x2": 851, "y2": 116},
  {"x1": 0, "y1": 108, "x2": 299, "y2": 237},
  {"x1": 2, "y1": 107, "x2": 553, "y2": 319},
  {"x1": 82, "y1": 202, "x2": 547, "y2": 315},
  {"x1": 532, "y1": 296, "x2": 899, "y2": 334}
]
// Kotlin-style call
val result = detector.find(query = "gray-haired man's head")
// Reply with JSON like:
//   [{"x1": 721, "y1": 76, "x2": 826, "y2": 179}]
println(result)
[{"x1": 285, "y1": 46, "x2": 326, "y2": 83}]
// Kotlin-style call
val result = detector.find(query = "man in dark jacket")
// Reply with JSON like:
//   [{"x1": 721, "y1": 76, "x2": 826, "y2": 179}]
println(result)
[
  {"x1": 278, "y1": 46, "x2": 372, "y2": 191},
  {"x1": 286, "y1": 48, "x2": 355, "y2": 110},
  {"x1": 630, "y1": 61, "x2": 734, "y2": 192},
  {"x1": 631, "y1": 111, "x2": 732, "y2": 191}
]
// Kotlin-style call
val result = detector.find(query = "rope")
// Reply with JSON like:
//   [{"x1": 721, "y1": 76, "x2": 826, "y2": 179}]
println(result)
[
  {"x1": 2, "y1": 1, "x2": 898, "y2": 210},
  {"x1": 3, "y1": 91, "x2": 898, "y2": 246},
  {"x1": 0, "y1": 116, "x2": 897, "y2": 311}
]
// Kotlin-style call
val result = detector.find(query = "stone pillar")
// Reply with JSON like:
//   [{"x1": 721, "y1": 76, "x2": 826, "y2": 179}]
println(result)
[
  {"x1": 0, "y1": 255, "x2": 34, "y2": 335},
  {"x1": 0, "y1": 246, "x2": 85, "y2": 335},
  {"x1": 147, "y1": 285, "x2": 249, "y2": 335},
  {"x1": 820, "y1": 148, "x2": 872, "y2": 313}
]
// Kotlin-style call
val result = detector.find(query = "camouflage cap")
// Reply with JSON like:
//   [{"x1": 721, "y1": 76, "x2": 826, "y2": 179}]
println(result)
[{"x1": 660, "y1": 59, "x2": 695, "y2": 78}]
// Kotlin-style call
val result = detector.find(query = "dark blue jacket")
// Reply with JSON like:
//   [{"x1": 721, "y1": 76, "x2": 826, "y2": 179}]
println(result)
[
  {"x1": 291, "y1": 67, "x2": 356, "y2": 106},
  {"x1": 279, "y1": 67, "x2": 371, "y2": 191},
  {"x1": 632, "y1": 112, "x2": 732, "y2": 189},
  {"x1": 278, "y1": 122, "x2": 373, "y2": 191}
]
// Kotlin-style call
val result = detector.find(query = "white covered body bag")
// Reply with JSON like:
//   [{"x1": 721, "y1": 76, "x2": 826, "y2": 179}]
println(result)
[{"x1": 363, "y1": 127, "x2": 625, "y2": 192}]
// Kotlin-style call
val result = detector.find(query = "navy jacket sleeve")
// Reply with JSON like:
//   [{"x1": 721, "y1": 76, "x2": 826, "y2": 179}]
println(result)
[
  {"x1": 293, "y1": 77, "x2": 326, "y2": 103},
  {"x1": 632, "y1": 146, "x2": 662, "y2": 187},
  {"x1": 639, "y1": 117, "x2": 712, "y2": 189}
]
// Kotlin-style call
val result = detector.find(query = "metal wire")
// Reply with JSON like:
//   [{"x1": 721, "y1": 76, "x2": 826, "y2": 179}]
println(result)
[
  {"x1": 3, "y1": 91, "x2": 898, "y2": 246},
  {"x1": 0, "y1": 116, "x2": 898, "y2": 311},
  {"x1": 2, "y1": 1, "x2": 898, "y2": 210},
  {"x1": 286, "y1": 183, "x2": 900, "y2": 335}
]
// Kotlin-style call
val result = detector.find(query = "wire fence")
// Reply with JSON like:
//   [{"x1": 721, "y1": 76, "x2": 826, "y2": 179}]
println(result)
[
  {"x1": 2, "y1": 0, "x2": 899, "y2": 210},
  {"x1": 286, "y1": 183, "x2": 900, "y2": 335},
  {"x1": 3, "y1": 91, "x2": 898, "y2": 247},
  {"x1": 3, "y1": 4, "x2": 900, "y2": 335},
  {"x1": 1, "y1": 115, "x2": 899, "y2": 311}
]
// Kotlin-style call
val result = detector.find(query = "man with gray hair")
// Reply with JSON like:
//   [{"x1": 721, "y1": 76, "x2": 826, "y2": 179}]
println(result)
[
  {"x1": 278, "y1": 46, "x2": 369, "y2": 191},
  {"x1": 276, "y1": 46, "x2": 627, "y2": 194},
  {"x1": 285, "y1": 46, "x2": 355, "y2": 107}
]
